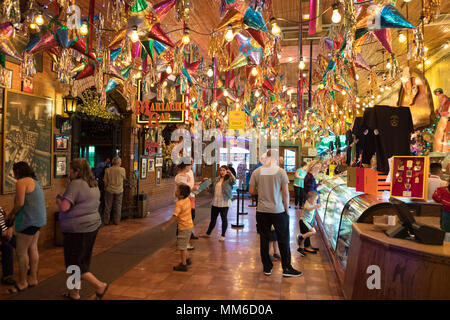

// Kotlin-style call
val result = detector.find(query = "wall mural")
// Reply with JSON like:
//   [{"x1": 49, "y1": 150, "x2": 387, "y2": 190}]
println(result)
[{"x1": 3, "y1": 90, "x2": 53, "y2": 193}]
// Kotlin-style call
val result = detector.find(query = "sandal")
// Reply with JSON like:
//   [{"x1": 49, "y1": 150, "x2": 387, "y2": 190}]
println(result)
[
  {"x1": 8, "y1": 283, "x2": 27, "y2": 294},
  {"x1": 95, "y1": 283, "x2": 110, "y2": 300},
  {"x1": 62, "y1": 292, "x2": 81, "y2": 300}
]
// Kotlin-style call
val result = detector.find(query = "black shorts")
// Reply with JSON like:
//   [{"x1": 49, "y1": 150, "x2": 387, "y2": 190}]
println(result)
[
  {"x1": 20, "y1": 226, "x2": 40, "y2": 235},
  {"x1": 63, "y1": 229, "x2": 99, "y2": 274},
  {"x1": 299, "y1": 219, "x2": 312, "y2": 234}
]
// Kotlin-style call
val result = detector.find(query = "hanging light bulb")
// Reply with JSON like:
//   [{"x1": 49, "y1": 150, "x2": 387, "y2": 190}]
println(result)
[
  {"x1": 207, "y1": 67, "x2": 214, "y2": 78},
  {"x1": 225, "y1": 25, "x2": 234, "y2": 42},
  {"x1": 298, "y1": 57, "x2": 305, "y2": 70},
  {"x1": 418, "y1": 63, "x2": 423, "y2": 69},
  {"x1": 166, "y1": 65, "x2": 172, "y2": 74},
  {"x1": 386, "y1": 60, "x2": 392, "y2": 69},
  {"x1": 380, "y1": 87, "x2": 385, "y2": 92},
  {"x1": 331, "y1": 3, "x2": 342, "y2": 24},
  {"x1": 29, "y1": 23, "x2": 37, "y2": 30},
  {"x1": 162, "y1": 80, "x2": 168, "y2": 87},
  {"x1": 80, "y1": 21, "x2": 89, "y2": 36},
  {"x1": 355, "y1": 74, "x2": 360, "y2": 80},
  {"x1": 130, "y1": 26, "x2": 139, "y2": 43},
  {"x1": 255, "y1": 90, "x2": 260, "y2": 97},
  {"x1": 182, "y1": 30, "x2": 190, "y2": 45},
  {"x1": 251, "y1": 66, "x2": 258, "y2": 76},
  {"x1": 404, "y1": 0, "x2": 411, "y2": 2},
  {"x1": 444, "y1": 42, "x2": 449, "y2": 49},
  {"x1": 385, "y1": 85, "x2": 391, "y2": 91},
  {"x1": 270, "y1": 18, "x2": 281, "y2": 37},
  {"x1": 35, "y1": 13, "x2": 44, "y2": 26},
  {"x1": 398, "y1": 31, "x2": 406, "y2": 43},
  {"x1": 356, "y1": 97, "x2": 360, "y2": 102},
  {"x1": 425, "y1": 59, "x2": 431, "y2": 66},
  {"x1": 223, "y1": 90, "x2": 229, "y2": 97}
]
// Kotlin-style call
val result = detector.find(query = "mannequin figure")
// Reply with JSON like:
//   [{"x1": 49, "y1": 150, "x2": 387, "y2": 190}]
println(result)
[{"x1": 433, "y1": 88, "x2": 450, "y2": 152}]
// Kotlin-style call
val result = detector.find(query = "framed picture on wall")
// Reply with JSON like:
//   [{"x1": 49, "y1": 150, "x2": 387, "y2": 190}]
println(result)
[
  {"x1": 3, "y1": 90, "x2": 53, "y2": 193},
  {"x1": 155, "y1": 156, "x2": 163, "y2": 168},
  {"x1": 141, "y1": 158, "x2": 147, "y2": 179},
  {"x1": 156, "y1": 168, "x2": 161, "y2": 185},
  {"x1": 0, "y1": 68, "x2": 12, "y2": 89},
  {"x1": 55, "y1": 134, "x2": 69, "y2": 151},
  {"x1": 22, "y1": 76, "x2": 33, "y2": 93},
  {"x1": 148, "y1": 159, "x2": 154, "y2": 172},
  {"x1": 55, "y1": 155, "x2": 68, "y2": 178}
]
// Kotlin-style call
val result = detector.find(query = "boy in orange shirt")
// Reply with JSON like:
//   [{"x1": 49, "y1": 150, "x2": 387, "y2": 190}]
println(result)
[{"x1": 162, "y1": 184, "x2": 193, "y2": 271}]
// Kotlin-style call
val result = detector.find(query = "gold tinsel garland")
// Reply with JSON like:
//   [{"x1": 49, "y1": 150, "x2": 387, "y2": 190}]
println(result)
[{"x1": 78, "y1": 89, "x2": 120, "y2": 120}]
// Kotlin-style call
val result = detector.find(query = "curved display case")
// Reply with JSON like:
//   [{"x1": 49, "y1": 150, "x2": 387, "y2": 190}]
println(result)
[{"x1": 314, "y1": 176, "x2": 443, "y2": 284}]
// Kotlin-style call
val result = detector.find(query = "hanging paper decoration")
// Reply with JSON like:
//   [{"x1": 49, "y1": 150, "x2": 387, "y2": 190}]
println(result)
[
  {"x1": 26, "y1": 32, "x2": 59, "y2": 55},
  {"x1": 216, "y1": 8, "x2": 243, "y2": 31},
  {"x1": 0, "y1": 24, "x2": 21, "y2": 60},
  {"x1": 373, "y1": 29, "x2": 392, "y2": 54},
  {"x1": 130, "y1": 0, "x2": 149, "y2": 13},
  {"x1": 54, "y1": 25, "x2": 71, "y2": 49},
  {"x1": 72, "y1": 37, "x2": 97, "y2": 60},
  {"x1": 105, "y1": 78, "x2": 119, "y2": 92},
  {"x1": 121, "y1": 65, "x2": 132, "y2": 78},
  {"x1": 247, "y1": 28, "x2": 265, "y2": 48},
  {"x1": 154, "y1": 0, "x2": 176, "y2": 20},
  {"x1": 226, "y1": 52, "x2": 247, "y2": 70},
  {"x1": 184, "y1": 59, "x2": 201, "y2": 75},
  {"x1": 355, "y1": 53, "x2": 370, "y2": 71},
  {"x1": 108, "y1": 64, "x2": 125, "y2": 80},
  {"x1": 75, "y1": 63, "x2": 96, "y2": 80},
  {"x1": 110, "y1": 47, "x2": 121, "y2": 61},
  {"x1": 243, "y1": 7, "x2": 267, "y2": 32},
  {"x1": 1, "y1": 0, "x2": 21, "y2": 25},
  {"x1": 379, "y1": 4, "x2": 415, "y2": 29},
  {"x1": 109, "y1": 29, "x2": 127, "y2": 48},
  {"x1": 147, "y1": 23, "x2": 175, "y2": 47},
  {"x1": 107, "y1": 0, "x2": 127, "y2": 31}
]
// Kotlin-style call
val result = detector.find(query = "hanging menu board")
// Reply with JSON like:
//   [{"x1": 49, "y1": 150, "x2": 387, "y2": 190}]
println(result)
[{"x1": 390, "y1": 156, "x2": 429, "y2": 200}]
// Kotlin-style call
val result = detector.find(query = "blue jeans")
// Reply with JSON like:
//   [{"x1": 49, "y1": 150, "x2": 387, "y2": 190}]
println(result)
[{"x1": 1, "y1": 235, "x2": 16, "y2": 278}]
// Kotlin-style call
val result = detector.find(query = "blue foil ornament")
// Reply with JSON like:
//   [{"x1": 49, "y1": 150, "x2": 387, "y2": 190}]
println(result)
[
  {"x1": 110, "y1": 48, "x2": 121, "y2": 61},
  {"x1": 106, "y1": 79, "x2": 119, "y2": 92},
  {"x1": 243, "y1": 8, "x2": 267, "y2": 32},
  {"x1": 380, "y1": 4, "x2": 414, "y2": 29},
  {"x1": 154, "y1": 40, "x2": 166, "y2": 55}
]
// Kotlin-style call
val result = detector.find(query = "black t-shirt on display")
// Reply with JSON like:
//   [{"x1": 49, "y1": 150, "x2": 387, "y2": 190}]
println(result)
[
  {"x1": 360, "y1": 109, "x2": 377, "y2": 165},
  {"x1": 366, "y1": 105, "x2": 414, "y2": 173}
]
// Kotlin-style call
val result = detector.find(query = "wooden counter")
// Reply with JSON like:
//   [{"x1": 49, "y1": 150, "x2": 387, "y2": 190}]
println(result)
[{"x1": 343, "y1": 222, "x2": 450, "y2": 299}]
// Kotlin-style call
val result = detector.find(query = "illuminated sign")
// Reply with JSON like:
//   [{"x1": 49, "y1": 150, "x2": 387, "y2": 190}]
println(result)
[{"x1": 136, "y1": 101, "x2": 186, "y2": 126}]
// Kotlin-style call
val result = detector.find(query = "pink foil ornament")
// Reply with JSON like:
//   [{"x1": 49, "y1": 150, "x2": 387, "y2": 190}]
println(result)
[
  {"x1": 147, "y1": 23, "x2": 175, "y2": 47},
  {"x1": 27, "y1": 32, "x2": 59, "y2": 55},
  {"x1": 154, "y1": 0, "x2": 176, "y2": 21},
  {"x1": 373, "y1": 29, "x2": 392, "y2": 54}
]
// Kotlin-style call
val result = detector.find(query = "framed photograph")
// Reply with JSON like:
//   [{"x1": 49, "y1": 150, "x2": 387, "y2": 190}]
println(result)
[
  {"x1": 55, "y1": 134, "x2": 69, "y2": 151},
  {"x1": 3, "y1": 90, "x2": 53, "y2": 193},
  {"x1": 22, "y1": 76, "x2": 33, "y2": 93},
  {"x1": 0, "y1": 68, "x2": 12, "y2": 89},
  {"x1": 155, "y1": 156, "x2": 163, "y2": 168},
  {"x1": 55, "y1": 155, "x2": 68, "y2": 178},
  {"x1": 141, "y1": 158, "x2": 147, "y2": 179},
  {"x1": 156, "y1": 168, "x2": 161, "y2": 185},
  {"x1": 148, "y1": 158, "x2": 155, "y2": 172}
]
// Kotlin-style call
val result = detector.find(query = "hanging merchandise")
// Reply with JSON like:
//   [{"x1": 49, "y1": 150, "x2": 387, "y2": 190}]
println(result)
[
  {"x1": 21, "y1": 53, "x2": 37, "y2": 79},
  {"x1": 0, "y1": 22, "x2": 21, "y2": 60},
  {"x1": 107, "y1": 0, "x2": 127, "y2": 31},
  {"x1": 1, "y1": 0, "x2": 21, "y2": 26}
]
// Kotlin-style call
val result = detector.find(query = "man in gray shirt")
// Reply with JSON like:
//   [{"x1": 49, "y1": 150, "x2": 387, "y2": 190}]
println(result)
[{"x1": 249, "y1": 150, "x2": 302, "y2": 277}]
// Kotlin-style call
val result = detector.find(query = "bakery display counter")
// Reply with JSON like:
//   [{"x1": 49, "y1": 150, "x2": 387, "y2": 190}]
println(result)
[
  {"x1": 343, "y1": 222, "x2": 450, "y2": 299},
  {"x1": 313, "y1": 176, "x2": 443, "y2": 291}
]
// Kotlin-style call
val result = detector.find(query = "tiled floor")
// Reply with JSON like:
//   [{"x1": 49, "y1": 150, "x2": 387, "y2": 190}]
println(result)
[{"x1": 1, "y1": 197, "x2": 343, "y2": 300}]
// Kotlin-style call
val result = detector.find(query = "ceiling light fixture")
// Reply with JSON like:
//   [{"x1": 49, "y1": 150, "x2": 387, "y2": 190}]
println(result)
[
  {"x1": 80, "y1": 21, "x2": 89, "y2": 36},
  {"x1": 225, "y1": 25, "x2": 234, "y2": 42},
  {"x1": 270, "y1": 18, "x2": 281, "y2": 37},
  {"x1": 35, "y1": 13, "x2": 44, "y2": 26},
  {"x1": 298, "y1": 57, "x2": 305, "y2": 70},
  {"x1": 331, "y1": 3, "x2": 342, "y2": 24},
  {"x1": 130, "y1": 26, "x2": 139, "y2": 43}
]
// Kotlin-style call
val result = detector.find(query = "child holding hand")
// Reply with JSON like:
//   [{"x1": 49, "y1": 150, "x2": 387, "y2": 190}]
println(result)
[
  {"x1": 162, "y1": 184, "x2": 193, "y2": 271},
  {"x1": 297, "y1": 191, "x2": 321, "y2": 257}
]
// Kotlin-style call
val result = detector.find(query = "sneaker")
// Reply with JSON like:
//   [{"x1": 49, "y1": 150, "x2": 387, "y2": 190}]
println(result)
[
  {"x1": 263, "y1": 268, "x2": 272, "y2": 276},
  {"x1": 297, "y1": 234, "x2": 304, "y2": 246},
  {"x1": 219, "y1": 236, "x2": 225, "y2": 242},
  {"x1": 282, "y1": 267, "x2": 303, "y2": 277},
  {"x1": 304, "y1": 247, "x2": 317, "y2": 254},
  {"x1": 187, "y1": 244, "x2": 195, "y2": 250},
  {"x1": 1, "y1": 277, "x2": 16, "y2": 286},
  {"x1": 273, "y1": 253, "x2": 281, "y2": 260},
  {"x1": 173, "y1": 263, "x2": 188, "y2": 272},
  {"x1": 296, "y1": 248, "x2": 306, "y2": 257},
  {"x1": 186, "y1": 258, "x2": 192, "y2": 266}
]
